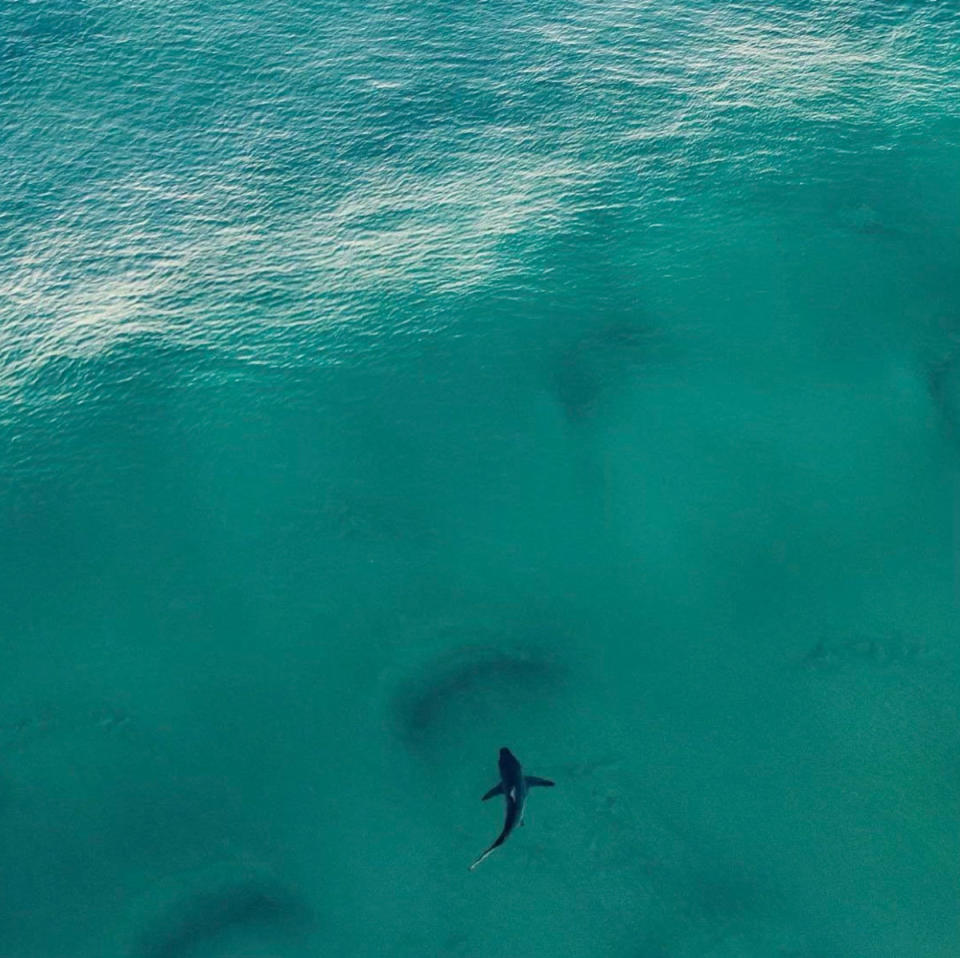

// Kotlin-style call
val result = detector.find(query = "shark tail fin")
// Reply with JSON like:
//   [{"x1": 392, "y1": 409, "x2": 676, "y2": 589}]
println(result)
[
  {"x1": 468, "y1": 845, "x2": 496, "y2": 870},
  {"x1": 481, "y1": 783, "x2": 504, "y2": 801},
  {"x1": 524, "y1": 776, "x2": 555, "y2": 788},
  {"x1": 469, "y1": 832, "x2": 507, "y2": 870}
]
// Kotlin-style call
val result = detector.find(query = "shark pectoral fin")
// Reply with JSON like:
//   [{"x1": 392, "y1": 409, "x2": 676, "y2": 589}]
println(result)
[
  {"x1": 481, "y1": 783, "x2": 505, "y2": 801},
  {"x1": 524, "y1": 776, "x2": 555, "y2": 788}
]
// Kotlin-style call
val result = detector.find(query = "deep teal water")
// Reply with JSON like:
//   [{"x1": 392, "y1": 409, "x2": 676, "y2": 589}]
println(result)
[{"x1": 2, "y1": 1, "x2": 960, "y2": 955}]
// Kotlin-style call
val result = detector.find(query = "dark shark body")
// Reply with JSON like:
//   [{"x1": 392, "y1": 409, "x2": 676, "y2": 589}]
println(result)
[{"x1": 469, "y1": 748, "x2": 554, "y2": 870}]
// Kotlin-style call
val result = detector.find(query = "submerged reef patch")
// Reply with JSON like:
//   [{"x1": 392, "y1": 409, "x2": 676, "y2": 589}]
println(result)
[
  {"x1": 393, "y1": 643, "x2": 564, "y2": 750},
  {"x1": 800, "y1": 630, "x2": 936, "y2": 673},
  {"x1": 551, "y1": 320, "x2": 665, "y2": 422},
  {"x1": 927, "y1": 346, "x2": 960, "y2": 450},
  {"x1": 134, "y1": 877, "x2": 312, "y2": 958}
]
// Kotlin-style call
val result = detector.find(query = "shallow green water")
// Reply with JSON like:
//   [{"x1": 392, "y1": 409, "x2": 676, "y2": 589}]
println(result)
[{"x1": 1, "y1": 1, "x2": 959, "y2": 955}]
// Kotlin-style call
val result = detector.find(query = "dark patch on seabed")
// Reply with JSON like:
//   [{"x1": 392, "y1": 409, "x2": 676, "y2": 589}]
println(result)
[
  {"x1": 134, "y1": 879, "x2": 312, "y2": 958},
  {"x1": 551, "y1": 320, "x2": 663, "y2": 422},
  {"x1": 394, "y1": 642, "x2": 564, "y2": 751},
  {"x1": 800, "y1": 629, "x2": 937, "y2": 672},
  {"x1": 927, "y1": 343, "x2": 960, "y2": 450}
]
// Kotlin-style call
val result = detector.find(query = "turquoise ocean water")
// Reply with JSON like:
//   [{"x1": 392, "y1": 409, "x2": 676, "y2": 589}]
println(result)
[{"x1": 2, "y1": 1, "x2": 960, "y2": 955}]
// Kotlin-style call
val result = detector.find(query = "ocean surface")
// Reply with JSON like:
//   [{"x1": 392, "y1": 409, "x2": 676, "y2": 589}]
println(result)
[{"x1": 2, "y1": 1, "x2": 959, "y2": 955}]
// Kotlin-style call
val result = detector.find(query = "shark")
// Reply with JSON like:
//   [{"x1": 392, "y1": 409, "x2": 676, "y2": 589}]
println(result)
[{"x1": 469, "y1": 747, "x2": 554, "y2": 870}]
